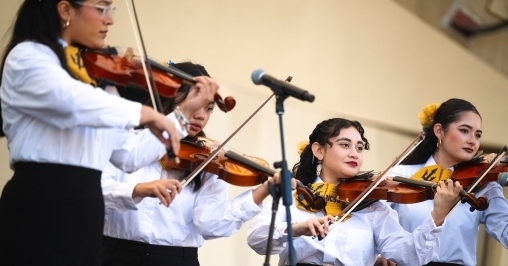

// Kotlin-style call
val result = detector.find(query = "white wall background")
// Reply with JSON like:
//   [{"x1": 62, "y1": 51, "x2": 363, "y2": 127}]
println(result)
[{"x1": 1, "y1": 0, "x2": 507, "y2": 265}]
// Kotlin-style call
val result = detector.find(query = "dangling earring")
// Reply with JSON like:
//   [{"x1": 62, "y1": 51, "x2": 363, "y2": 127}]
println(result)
[
  {"x1": 436, "y1": 139, "x2": 442, "y2": 148},
  {"x1": 63, "y1": 20, "x2": 70, "y2": 29},
  {"x1": 316, "y1": 160, "x2": 322, "y2": 177}
]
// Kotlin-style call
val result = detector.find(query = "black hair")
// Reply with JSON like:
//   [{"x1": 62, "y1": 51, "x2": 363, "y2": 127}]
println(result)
[
  {"x1": 292, "y1": 118, "x2": 370, "y2": 186},
  {"x1": 150, "y1": 62, "x2": 210, "y2": 192},
  {"x1": 401, "y1": 98, "x2": 481, "y2": 165},
  {"x1": 0, "y1": 0, "x2": 82, "y2": 136},
  {"x1": 155, "y1": 62, "x2": 210, "y2": 118}
]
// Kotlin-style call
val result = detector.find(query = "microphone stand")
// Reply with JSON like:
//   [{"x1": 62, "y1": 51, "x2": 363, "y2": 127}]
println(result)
[{"x1": 263, "y1": 86, "x2": 296, "y2": 266}]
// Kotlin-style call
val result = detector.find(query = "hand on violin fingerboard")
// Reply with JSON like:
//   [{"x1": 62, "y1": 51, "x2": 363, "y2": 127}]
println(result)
[
  {"x1": 481, "y1": 153, "x2": 507, "y2": 166},
  {"x1": 270, "y1": 172, "x2": 297, "y2": 190},
  {"x1": 252, "y1": 173, "x2": 296, "y2": 205},
  {"x1": 431, "y1": 179, "x2": 463, "y2": 226},
  {"x1": 178, "y1": 76, "x2": 219, "y2": 119}
]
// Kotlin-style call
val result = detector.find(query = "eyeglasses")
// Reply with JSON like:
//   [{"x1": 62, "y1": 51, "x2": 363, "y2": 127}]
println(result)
[{"x1": 75, "y1": 1, "x2": 116, "y2": 21}]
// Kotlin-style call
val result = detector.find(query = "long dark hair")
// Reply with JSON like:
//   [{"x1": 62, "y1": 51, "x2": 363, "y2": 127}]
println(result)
[
  {"x1": 401, "y1": 98, "x2": 481, "y2": 165},
  {"x1": 0, "y1": 0, "x2": 82, "y2": 136},
  {"x1": 292, "y1": 118, "x2": 370, "y2": 186}
]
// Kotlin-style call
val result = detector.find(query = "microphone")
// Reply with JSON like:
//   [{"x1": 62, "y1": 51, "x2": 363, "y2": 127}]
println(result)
[
  {"x1": 251, "y1": 68, "x2": 315, "y2": 102},
  {"x1": 498, "y1": 172, "x2": 508, "y2": 186}
]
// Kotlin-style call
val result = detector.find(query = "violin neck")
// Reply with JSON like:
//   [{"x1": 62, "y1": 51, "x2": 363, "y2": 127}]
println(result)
[
  {"x1": 147, "y1": 58, "x2": 195, "y2": 84},
  {"x1": 224, "y1": 150, "x2": 277, "y2": 176},
  {"x1": 391, "y1": 176, "x2": 436, "y2": 189}
]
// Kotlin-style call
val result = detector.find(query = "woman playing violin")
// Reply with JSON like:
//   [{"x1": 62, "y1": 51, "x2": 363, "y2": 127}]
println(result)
[
  {"x1": 101, "y1": 62, "x2": 292, "y2": 266},
  {"x1": 380, "y1": 98, "x2": 508, "y2": 266},
  {"x1": 247, "y1": 118, "x2": 462, "y2": 266},
  {"x1": 0, "y1": 1, "x2": 218, "y2": 265}
]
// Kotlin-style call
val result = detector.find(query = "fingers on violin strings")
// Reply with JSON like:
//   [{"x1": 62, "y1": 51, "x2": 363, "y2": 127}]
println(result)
[
  {"x1": 194, "y1": 76, "x2": 219, "y2": 98},
  {"x1": 435, "y1": 181, "x2": 445, "y2": 193},
  {"x1": 453, "y1": 180, "x2": 463, "y2": 193},
  {"x1": 443, "y1": 179, "x2": 459, "y2": 191},
  {"x1": 156, "y1": 129, "x2": 172, "y2": 150},
  {"x1": 164, "y1": 122, "x2": 180, "y2": 156}
]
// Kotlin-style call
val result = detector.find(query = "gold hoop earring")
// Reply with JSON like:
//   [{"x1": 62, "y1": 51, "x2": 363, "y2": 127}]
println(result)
[
  {"x1": 436, "y1": 139, "x2": 442, "y2": 148},
  {"x1": 63, "y1": 20, "x2": 70, "y2": 29}
]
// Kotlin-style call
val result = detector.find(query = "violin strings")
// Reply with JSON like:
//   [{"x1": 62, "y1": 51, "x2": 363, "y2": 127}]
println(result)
[{"x1": 320, "y1": 132, "x2": 426, "y2": 238}]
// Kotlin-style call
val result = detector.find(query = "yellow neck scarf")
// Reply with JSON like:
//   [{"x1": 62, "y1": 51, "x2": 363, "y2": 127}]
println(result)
[
  {"x1": 294, "y1": 182, "x2": 350, "y2": 221},
  {"x1": 410, "y1": 165, "x2": 452, "y2": 183},
  {"x1": 64, "y1": 45, "x2": 97, "y2": 86}
]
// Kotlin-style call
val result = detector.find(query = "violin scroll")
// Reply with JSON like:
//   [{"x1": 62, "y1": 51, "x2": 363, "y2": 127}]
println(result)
[
  {"x1": 214, "y1": 94, "x2": 236, "y2": 112},
  {"x1": 295, "y1": 181, "x2": 327, "y2": 210},
  {"x1": 459, "y1": 191, "x2": 489, "y2": 212}
]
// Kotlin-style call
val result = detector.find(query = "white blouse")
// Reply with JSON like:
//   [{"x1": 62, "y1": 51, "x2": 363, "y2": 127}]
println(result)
[
  {"x1": 247, "y1": 177, "x2": 444, "y2": 266},
  {"x1": 388, "y1": 156, "x2": 508, "y2": 265},
  {"x1": 1, "y1": 41, "x2": 185, "y2": 171},
  {"x1": 102, "y1": 161, "x2": 263, "y2": 247}
]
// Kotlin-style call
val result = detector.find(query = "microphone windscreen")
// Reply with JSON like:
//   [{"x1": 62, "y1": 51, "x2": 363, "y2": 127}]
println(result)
[
  {"x1": 498, "y1": 172, "x2": 508, "y2": 187},
  {"x1": 251, "y1": 68, "x2": 265, "y2": 85}
]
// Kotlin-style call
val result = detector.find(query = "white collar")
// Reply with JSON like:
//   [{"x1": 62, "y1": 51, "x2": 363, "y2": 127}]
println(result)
[{"x1": 426, "y1": 155, "x2": 455, "y2": 172}]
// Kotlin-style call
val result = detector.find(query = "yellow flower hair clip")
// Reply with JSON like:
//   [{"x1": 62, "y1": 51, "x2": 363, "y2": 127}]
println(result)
[
  {"x1": 418, "y1": 103, "x2": 440, "y2": 130},
  {"x1": 297, "y1": 140, "x2": 310, "y2": 155}
]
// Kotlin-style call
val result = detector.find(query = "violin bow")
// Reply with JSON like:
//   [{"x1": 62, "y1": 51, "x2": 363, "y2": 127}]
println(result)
[
  {"x1": 179, "y1": 76, "x2": 293, "y2": 188},
  {"x1": 445, "y1": 146, "x2": 507, "y2": 215},
  {"x1": 124, "y1": 0, "x2": 165, "y2": 114},
  {"x1": 318, "y1": 131, "x2": 426, "y2": 239}
]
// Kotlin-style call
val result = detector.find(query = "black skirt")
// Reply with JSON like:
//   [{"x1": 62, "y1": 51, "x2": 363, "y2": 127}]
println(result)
[
  {"x1": 0, "y1": 162, "x2": 104, "y2": 266},
  {"x1": 102, "y1": 236, "x2": 199, "y2": 266}
]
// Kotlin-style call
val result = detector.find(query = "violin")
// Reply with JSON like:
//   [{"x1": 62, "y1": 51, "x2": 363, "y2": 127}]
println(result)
[
  {"x1": 295, "y1": 181, "x2": 327, "y2": 210},
  {"x1": 452, "y1": 162, "x2": 508, "y2": 188},
  {"x1": 164, "y1": 137, "x2": 271, "y2": 187},
  {"x1": 337, "y1": 179, "x2": 433, "y2": 204},
  {"x1": 162, "y1": 76, "x2": 294, "y2": 188},
  {"x1": 337, "y1": 177, "x2": 489, "y2": 211},
  {"x1": 222, "y1": 147, "x2": 326, "y2": 209},
  {"x1": 80, "y1": 47, "x2": 236, "y2": 112}
]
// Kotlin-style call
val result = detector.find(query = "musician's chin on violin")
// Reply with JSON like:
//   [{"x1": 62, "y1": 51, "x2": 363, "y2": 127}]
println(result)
[
  {"x1": 379, "y1": 99, "x2": 508, "y2": 266},
  {"x1": 2, "y1": 0, "x2": 507, "y2": 265},
  {"x1": 248, "y1": 118, "x2": 462, "y2": 266},
  {"x1": 101, "y1": 61, "x2": 299, "y2": 266}
]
